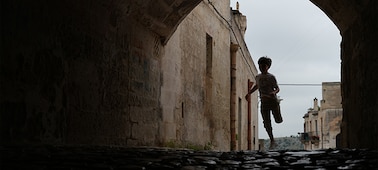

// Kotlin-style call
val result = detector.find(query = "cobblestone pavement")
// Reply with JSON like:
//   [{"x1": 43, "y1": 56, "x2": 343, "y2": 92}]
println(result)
[{"x1": 1, "y1": 145, "x2": 377, "y2": 169}]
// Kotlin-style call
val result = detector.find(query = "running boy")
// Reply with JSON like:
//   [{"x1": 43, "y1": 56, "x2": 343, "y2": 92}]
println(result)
[{"x1": 245, "y1": 56, "x2": 283, "y2": 149}]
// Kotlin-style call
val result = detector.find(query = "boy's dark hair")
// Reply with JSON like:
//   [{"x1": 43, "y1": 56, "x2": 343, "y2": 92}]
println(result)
[{"x1": 258, "y1": 56, "x2": 272, "y2": 67}]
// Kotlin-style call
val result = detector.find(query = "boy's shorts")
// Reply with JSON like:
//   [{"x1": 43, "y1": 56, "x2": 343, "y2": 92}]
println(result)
[{"x1": 261, "y1": 97, "x2": 283, "y2": 123}]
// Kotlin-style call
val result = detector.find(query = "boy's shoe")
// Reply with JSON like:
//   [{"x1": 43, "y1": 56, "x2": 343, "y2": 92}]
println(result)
[{"x1": 269, "y1": 141, "x2": 278, "y2": 150}]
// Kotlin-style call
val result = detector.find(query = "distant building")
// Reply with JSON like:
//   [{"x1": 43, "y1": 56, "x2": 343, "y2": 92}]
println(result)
[{"x1": 300, "y1": 82, "x2": 342, "y2": 150}]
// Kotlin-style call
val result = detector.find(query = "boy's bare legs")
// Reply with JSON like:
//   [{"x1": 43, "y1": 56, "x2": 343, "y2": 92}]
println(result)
[
  {"x1": 266, "y1": 128, "x2": 277, "y2": 149},
  {"x1": 261, "y1": 103, "x2": 277, "y2": 150},
  {"x1": 261, "y1": 99, "x2": 282, "y2": 149},
  {"x1": 265, "y1": 124, "x2": 277, "y2": 149}
]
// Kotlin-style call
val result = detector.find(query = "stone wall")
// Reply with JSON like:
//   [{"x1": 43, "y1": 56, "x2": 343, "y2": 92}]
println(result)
[
  {"x1": 320, "y1": 109, "x2": 342, "y2": 149},
  {"x1": 1, "y1": 0, "x2": 164, "y2": 146},
  {"x1": 1, "y1": 0, "x2": 258, "y2": 150},
  {"x1": 160, "y1": 1, "x2": 258, "y2": 151},
  {"x1": 340, "y1": 11, "x2": 378, "y2": 149},
  {"x1": 231, "y1": 10, "x2": 259, "y2": 150},
  {"x1": 320, "y1": 82, "x2": 342, "y2": 110}
]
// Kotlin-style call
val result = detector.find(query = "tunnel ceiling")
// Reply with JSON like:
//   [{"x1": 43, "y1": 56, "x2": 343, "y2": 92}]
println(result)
[
  {"x1": 310, "y1": 0, "x2": 372, "y2": 33},
  {"x1": 127, "y1": 0, "x2": 202, "y2": 44},
  {"x1": 135, "y1": 0, "x2": 369, "y2": 44}
]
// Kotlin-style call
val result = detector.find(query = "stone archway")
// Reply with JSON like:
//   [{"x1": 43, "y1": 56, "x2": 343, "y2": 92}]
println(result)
[
  {"x1": 125, "y1": 0, "x2": 203, "y2": 44},
  {"x1": 0, "y1": 0, "x2": 204, "y2": 146},
  {"x1": 146, "y1": 0, "x2": 378, "y2": 149},
  {"x1": 1, "y1": 0, "x2": 377, "y2": 149},
  {"x1": 311, "y1": 0, "x2": 378, "y2": 149},
  {"x1": 136, "y1": 0, "x2": 378, "y2": 149}
]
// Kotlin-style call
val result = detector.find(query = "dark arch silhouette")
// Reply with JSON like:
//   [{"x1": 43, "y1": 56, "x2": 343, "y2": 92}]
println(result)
[{"x1": 1, "y1": 0, "x2": 377, "y2": 149}]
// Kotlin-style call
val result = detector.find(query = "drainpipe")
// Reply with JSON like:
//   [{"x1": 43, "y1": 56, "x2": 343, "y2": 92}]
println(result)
[
  {"x1": 230, "y1": 43, "x2": 239, "y2": 151},
  {"x1": 247, "y1": 79, "x2": 254, "y2": 150}
]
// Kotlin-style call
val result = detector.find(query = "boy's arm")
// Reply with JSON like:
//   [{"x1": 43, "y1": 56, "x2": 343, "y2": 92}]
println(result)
[
  {"x1": 271, "y1": 76, "x2": 280, "y2": 95},
  {"x1": 271, "y1": 86, "x2": 280, "y2": 95},
  {"x1": 249, "y1": 85, "x2": 258, "y2": 94},
  {"x1": 245, "y1": 84, "x2": 258, "y2": 100}
]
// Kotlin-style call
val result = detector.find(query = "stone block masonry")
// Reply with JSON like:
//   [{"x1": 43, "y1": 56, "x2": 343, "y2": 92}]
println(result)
[{"x1": 0, "y1": 0, "x2": 164, "y2": 146}]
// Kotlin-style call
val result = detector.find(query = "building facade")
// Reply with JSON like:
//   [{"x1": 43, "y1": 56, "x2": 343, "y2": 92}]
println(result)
[
  {"x1": 161, "y1": 1, "x2": 258, "y2": 151},
  {"x1": 301, "y1": 82, "x2": 342, "y2": 150}
]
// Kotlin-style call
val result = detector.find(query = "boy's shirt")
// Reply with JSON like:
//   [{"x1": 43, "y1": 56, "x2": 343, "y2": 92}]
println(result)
[{"x1": 256, "y1": 73, "x2": 279, "y2": 101}]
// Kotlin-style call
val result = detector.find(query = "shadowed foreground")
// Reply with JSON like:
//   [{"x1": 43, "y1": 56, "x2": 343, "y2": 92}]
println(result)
[{"x1": 1, "y1": 146, "x2": 377, "y2": 169}]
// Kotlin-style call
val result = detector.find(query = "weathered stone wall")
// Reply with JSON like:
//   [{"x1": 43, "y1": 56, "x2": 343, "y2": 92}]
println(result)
[
  {"x1": 2, "y1": 0, "x2": 259, "y2": 150},
  {"x1": 159, "y1": 1, "x2": 259, "y2": 151},
  {"x1": 320, "y1": 109, "x2": 342, "y2": 149},
  {"x1": 231, "y1": 11, "x2": 259, "y2": 150},
  {"x1": 319, "y1": 82, "x2": 342, "y2": 149},
  {"x1": 320, "y1": 82, "x2": 342, "y2": 110},
  {"x1": 1, "y1": 0, "x2": 164, "y2": 146},
  {"x1": 161, "y1": 1, "x2": 248, "y2": 151},
  {"x1": 340, "y1": 11, "x2": 378, "y2": 149}
]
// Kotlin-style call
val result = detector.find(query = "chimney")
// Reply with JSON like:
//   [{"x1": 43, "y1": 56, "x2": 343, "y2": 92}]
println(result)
[
  {"x1": 313, "y1": 98, "x2": 319, "y2": 111},
  {"x1": 232, "y1": 3, "x2": 247, "y2": 37}
]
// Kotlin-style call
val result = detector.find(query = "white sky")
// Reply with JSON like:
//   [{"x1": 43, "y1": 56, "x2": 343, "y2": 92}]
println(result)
[{"x1": 230, "y1": 0, "x2": 342, "y2": 139}]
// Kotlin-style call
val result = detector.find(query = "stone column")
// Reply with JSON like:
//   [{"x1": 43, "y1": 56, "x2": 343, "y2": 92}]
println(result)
[
  {"x1": 247, "y1": 80, "x2": 254, "y2": 150},
  {"x1": 230, "y1": 43, "x2": 239, "y2": 150}
]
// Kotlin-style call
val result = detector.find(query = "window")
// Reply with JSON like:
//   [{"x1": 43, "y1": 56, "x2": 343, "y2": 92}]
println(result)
[{"x1": 206, "y1": 34, "x2": 213, "y2": 76}]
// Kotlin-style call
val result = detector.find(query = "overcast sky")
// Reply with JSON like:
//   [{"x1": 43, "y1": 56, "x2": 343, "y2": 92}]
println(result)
[{"x1": 230, "y1": 0, "x2": 342, "y2": 139}]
